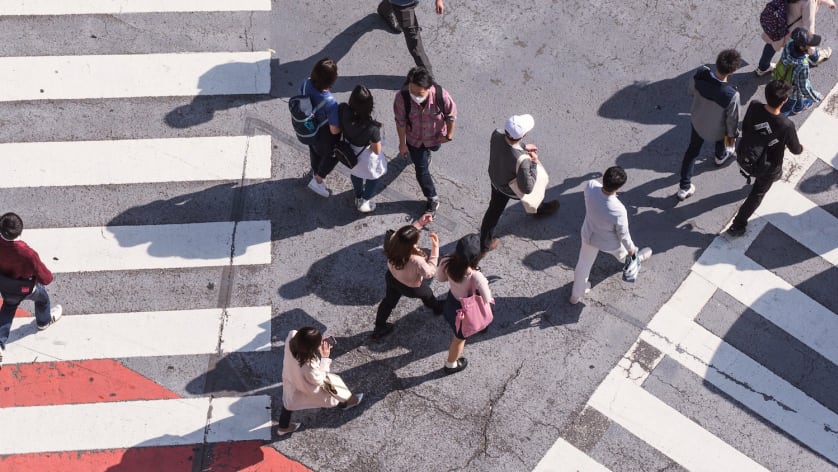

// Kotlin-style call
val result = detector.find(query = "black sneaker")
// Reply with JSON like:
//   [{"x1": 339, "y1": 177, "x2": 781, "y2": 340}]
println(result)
[
  {"x1": 426, "y1": 198, "x2": 440, "y2": 215},
  {"x1": 726, "y1": 226, "x2": 746, "y2": 237},
  {"x1": 377, "y1": 2, "x2": 402, "y2": 34},
  {"x1": 370, "y1": 322, "x2": 394, "y2": 340},
  {"x1": 533, "y1": 200, "x2": 560, "y2": 218},
  {"x1": 443, "y1": 357, "x2": 468, "y2": 375}
]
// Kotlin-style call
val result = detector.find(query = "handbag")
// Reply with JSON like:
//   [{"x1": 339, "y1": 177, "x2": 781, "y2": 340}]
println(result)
[
  {"x1": 322, "y1": 372, "x2": 352, "y2": 402},
  {"x1": 509, "y1": 152, "x2": 549, "y2": 214},
  {"x1": 622, "y1": 253, "x2": 641, "y2": 283},
  {"x1": 333, "y1": 139, "x2": 367, "y2": 169},
  {"x1": 454, "y1": 274, "x2": 494, "y2": 338}
]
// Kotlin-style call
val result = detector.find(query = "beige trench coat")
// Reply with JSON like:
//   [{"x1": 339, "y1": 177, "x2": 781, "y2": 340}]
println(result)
[{"x1": 281, "y1": 330, "x2": 340, "y2": 411}]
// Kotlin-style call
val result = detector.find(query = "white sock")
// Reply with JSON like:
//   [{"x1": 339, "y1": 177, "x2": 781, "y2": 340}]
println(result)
[{"x1": 445, "y1": 360, "x2": 457, "y2": 368}]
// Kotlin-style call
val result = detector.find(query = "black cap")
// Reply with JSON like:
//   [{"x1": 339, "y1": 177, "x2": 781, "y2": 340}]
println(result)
[
  {"x1": 455, "y1": 234, "x2": 482, "y2": 263},
  {"x1": 792, "y1": 27, "x2": 822, "y2": 48}
]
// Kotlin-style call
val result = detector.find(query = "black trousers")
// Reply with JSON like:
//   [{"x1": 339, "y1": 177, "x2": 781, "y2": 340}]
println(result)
[
  {"x1": 309, "y1": 127, "x2": 339, "y2": 179},
  {"x1": 731, "y1": 176, "x2": 776, "y2": 229},
  {"x1": 278, "y1": 406, "x2": 293, "y2": 429},
  {"x1": 375, "y1": 270, "x2": 438, "y2": 326},
  {"x1": 379, "y1": 0, "x2": 433, "y2": 74},
  {"x1": 679, "y1": 125, "x2": 725, "y2": 190},
  {"x1": 479, "y1": 185, "x2": 515, "y2": 252}
]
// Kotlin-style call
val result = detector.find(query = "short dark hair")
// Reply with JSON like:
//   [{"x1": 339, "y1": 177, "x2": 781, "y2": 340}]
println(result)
[
  {"x1": 0, "y1": 212, "x2": 23, "y2": 241},
  {"x1": 716, "y1": 49, "x2": 742, "y2": 76},
  {"x1": 310, "y1": 57, "x2": 338, "y2": 91},
  {"x1": 603, "y1": 166, "x2": 627, "y2": 192},
  {"x1": 289, "y1": 327, "x2": 322, "y2": 367},
  {"x1": 765, "y1": 80, "x2": 793, "y2": 108},
  {"x1": 407, "y1": 67, "x2": 433, "y2": 89},
  {"x1": 348, "y1": 84, "x2": 380, "y2": 127}
]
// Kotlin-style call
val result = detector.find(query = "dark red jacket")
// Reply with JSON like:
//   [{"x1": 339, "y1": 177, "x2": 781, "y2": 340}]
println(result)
[{"x1": 0, "y1": 239, "x2": 54, "y2": 285}]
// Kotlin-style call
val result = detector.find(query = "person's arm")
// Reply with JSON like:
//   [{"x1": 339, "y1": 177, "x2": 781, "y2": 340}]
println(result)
[
  {"x1": 435, "y1": 0, "x2": 444, "y2": 14},
  {"x1": 394, "y1": 93, "x2": 409, "y2": 155},
  {"x1": 786, "y1": 128, "x2": 804, "y2": 155},
  {"x1": 440, "y1": 89, "x2": 457, "y2": 142},
  {"x1": 615, "y1": 213, "x2": 638, "y2": 256},
  {"x1": 436, "y1": 257, "x2": 450, "y2": 282},
  {"x1": 796, "y1": 65, "x2": 823, "y2": 102},
  {"x1": 473, "y1": 271, "x2": 495, "y2": 304},
  {"x1": 412, "y1": 213, "x2": 433, "y2": 229},
  {"x1": 515, "y1": 154, "x2": 537, "y2": 194},
  {"x1": 370, "y1": 140, "x2": 382, "y2": 154},
  {"x1": 725, "y1": 92, "x2": 741, "y2": 138},
  {"x1": 29, "y1": 246, "x2": 54, "y2": 285},
  {"x1": 370, "y1": 125, "x2": 382, "y2": 154}
]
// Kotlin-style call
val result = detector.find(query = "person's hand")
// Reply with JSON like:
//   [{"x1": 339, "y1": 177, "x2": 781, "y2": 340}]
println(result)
[
  {"x1": 436, "y1": 0, "x2": 444, "y2": 14},
  {"x1": 399, "y1": 142, "x2": 409, "y2": 157},
  {"x1": 429, "y1": 232, "x2": 439, "y2": 247},
  {"x1": 524, "y1": 143, "x2": 538, "y2": 153},
  {"x1": 529, "y1": 152, "x2": 539, "y2": 164},
  {"x1": 318, "y1": 340, "x2": 331, "y2": 358},
  {"x1": 418, "y1": 213, "x2": 433, "y2": 227},
  {"x1": 440, "y1": 135, "x2": 453, "y2": 143}
]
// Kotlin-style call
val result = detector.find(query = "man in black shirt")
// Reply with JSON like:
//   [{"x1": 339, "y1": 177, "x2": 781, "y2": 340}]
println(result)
[{"x1": 727, "y1": 80, "x2": 804, "y2": 237}]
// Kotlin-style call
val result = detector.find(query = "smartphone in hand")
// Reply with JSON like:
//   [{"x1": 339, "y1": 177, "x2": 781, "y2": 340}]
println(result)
[{"x1": 324, "y1": 335, "x2": 337, "y2": 347}]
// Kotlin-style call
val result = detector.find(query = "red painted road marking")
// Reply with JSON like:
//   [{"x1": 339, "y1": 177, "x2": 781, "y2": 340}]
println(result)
[
  {"x1": 0, "y1": 442, "x2": 312, "y2": 472},
  {"x1": 0, "y1": 359, "x2": 179, "y2": 407}
]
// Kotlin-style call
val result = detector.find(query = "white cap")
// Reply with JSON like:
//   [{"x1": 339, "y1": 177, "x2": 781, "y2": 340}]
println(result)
[{"x1": 504, "y1": 114, "x2": 534, "y2": 140}]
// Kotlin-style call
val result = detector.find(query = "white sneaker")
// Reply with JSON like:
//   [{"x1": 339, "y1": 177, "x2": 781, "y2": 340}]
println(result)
[
  {"x1": 636, "y1": 247, "x2": 652, "y2": 263},
  {"x1": 715, "y1": 150, "x2": 734, "y2": 167},
  {"x1": 569, "y1": 283, "x2": 591, "y2": 305},
  {"x1": 676, "y1": 184, "x2": 695, "y2": 201},
  {"x1": 754, "y1": 63, "x2": 775, "y2": 76},
  {"x1": 358, "y1": 199, "x2": 376, "y2": 213},
  {"x1": 37, "y1": 304, "x2": 63, "y2": 331},
  {"x1": 307, "y1": 177, "x2": 330, "y2": 197}
]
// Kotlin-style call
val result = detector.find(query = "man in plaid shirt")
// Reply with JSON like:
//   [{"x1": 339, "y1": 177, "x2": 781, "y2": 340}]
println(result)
[{"x1": 394, "y1": 67, "x2": 457, "y2": 214}]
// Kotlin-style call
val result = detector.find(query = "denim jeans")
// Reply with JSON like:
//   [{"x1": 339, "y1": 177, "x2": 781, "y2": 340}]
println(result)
[
  {"x1": 407, "y1": 143, "x2": 440, "y2": 199},
  {"x1": 0, "y1": 282, "x2": 52, "y2": 348},
  {"x1": 350, "y1": 176, "x2": 379, "y2": 200},
  {"x1": 781, "y1": 98, "x2": 813, "y2": 116},
  {"x1": 679, "y1": 125, "x2": 725, "y2": 189},
  {"x1": 758, "y1": 43, "x2": 776, "y2": 72}
]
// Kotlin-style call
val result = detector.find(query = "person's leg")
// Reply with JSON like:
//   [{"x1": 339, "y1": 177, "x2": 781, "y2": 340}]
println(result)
[
  {"x1": 0, "y1": 298, "x2": 21, "y2": 350},
  {"x1": 757, "y1": 43, "x2": 776, "y2": 72},
  {"x1": 350, "y1": 175, "x2": 364, "y2": 199},
  {"x1": 29, "y1": 283, "x2": 53, "y2": 327},
  {"x1": 731, "y1": 177, "x2": 775, "y2": 230},
  {"x1": 479, "y1": 186, "x2": 511, "y2": 252},
  {"x1": 407, "y1": 144, "x2": 437, "y2": 199},
  {"x1": 314, "y1": 132, "x2": 339, "y2": 180},
  {"x1": 374, "y1": 272, "x2": 403, "y2": 328},
  {"x1": 409, "y1": 283, "x2": 443, "y2": 314},
  {"x1": 394, "y1": 5, "x2": 433, "y2": 74},
  {"x1": 277, "y1": 406, "x2": 292, "y2": 429},
  {"x1": 446, "y1": 337, "x2": 466, "y2": 364},
  {"x1": 362, "y1": 178, "x2": 379, "y2": 201},
  {"x1": 571, "y1": 240, "x2": 600, "y2": 301},
  {"x1": 679, "y1": 125, "x2": 705, "y2": 190}
]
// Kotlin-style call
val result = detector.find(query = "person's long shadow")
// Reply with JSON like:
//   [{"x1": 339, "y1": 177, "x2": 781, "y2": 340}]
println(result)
[
  {"x1": 165, "y1": 14, "x2": 404, "y2": 129},
  {"x1": 271, "y1": 13, "x2": 405, "y2": 98}
]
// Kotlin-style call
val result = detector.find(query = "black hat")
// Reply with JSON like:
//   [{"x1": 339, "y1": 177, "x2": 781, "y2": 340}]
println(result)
[
  {"x1": 792, "y1": 27, "x2": 822, "y2": 48},
  {"x1": 455, "y1": 234, "x2": 481, "y2": 263}
]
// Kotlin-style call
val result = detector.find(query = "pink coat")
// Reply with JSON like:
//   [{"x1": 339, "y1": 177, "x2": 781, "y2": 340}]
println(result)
[{"x1": 281, "y1": 330, "x2": 340, "y2": 411}]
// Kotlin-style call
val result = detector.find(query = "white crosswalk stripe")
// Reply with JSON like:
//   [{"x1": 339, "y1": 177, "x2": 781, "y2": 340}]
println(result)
[
  {"x1": 535, "y1": 84, "x2": 838, "y2": 471},
  {"x1": 0, "y1": 2, "x2": 276, "y2": 465},
  {"x1": 0, "y1": 135, "x2": 271, "y2": 187}
]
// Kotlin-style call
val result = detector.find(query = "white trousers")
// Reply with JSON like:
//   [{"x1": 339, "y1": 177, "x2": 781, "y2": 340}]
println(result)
[{"x1": 571, "y1": 240, "x2": 628, "y2": 299}]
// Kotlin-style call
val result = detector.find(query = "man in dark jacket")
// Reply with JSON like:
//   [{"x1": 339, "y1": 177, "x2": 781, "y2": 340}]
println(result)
[
  {"x1": 0, "y1": 212, "x2": 62, "y2": 366},
  {"x1": 479, "y1": 114, "x2": 559, "y2": 253},
  {"x1": 727, "y1": 80, "x2": 804, "y2": 236},
  {"x1": 377, "y1": 0, "x2": 443, "y2": 75},
  {"x1": 677, "y1": 49, "x2": 742, "y2": 201}
]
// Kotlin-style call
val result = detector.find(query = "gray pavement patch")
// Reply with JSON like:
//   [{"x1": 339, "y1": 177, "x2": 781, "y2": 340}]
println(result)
[
  {"x1": 588, "y1": 420, "x2": 687, "y2": 472},
  {"x1": 797, "y1": 158, "x2": 838, "y2": 220}
]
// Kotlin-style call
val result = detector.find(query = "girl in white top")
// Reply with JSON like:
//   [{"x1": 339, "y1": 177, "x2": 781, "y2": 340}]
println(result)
[{"x1": 436, "y1": 234, "x2": 494, "y2": 375}]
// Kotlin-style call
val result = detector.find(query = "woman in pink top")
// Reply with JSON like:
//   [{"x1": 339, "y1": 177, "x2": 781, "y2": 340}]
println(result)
[
  {"x1": 372, "y1": 213, "x2": 442, "y2": 339},
  {"x1": 277, "y1": 327, "x2": 364, "y2": 435},
  {"x1": 437, "y1": 234, "x2": 494, "y2": 375}
]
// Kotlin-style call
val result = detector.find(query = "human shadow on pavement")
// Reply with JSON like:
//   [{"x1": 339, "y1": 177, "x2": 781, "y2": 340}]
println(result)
[{"x1": 271, "y1": 13, "x2": 404, "y2": 98}]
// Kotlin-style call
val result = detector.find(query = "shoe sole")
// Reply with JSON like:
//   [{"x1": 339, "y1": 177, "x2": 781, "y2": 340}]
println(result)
[{"x1": 676, "y1": 192, "x2": 694, "y2": 202}]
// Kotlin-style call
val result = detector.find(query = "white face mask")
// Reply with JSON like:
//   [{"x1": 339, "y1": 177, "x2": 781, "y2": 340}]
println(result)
[{"x1": 411, "y1": 93, "x2": 427, "y2": 105}]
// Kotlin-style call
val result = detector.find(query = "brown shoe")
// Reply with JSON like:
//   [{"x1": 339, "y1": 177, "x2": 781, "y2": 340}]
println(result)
[{"x1": 533, "y1": 200, "x2": 560, "y2": 218}]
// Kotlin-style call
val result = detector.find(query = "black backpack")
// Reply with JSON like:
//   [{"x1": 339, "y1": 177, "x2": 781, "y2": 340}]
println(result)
[
  {"x1": 737, "y1": 107, "x2": 778, "y2": 184},
  {"x1": 289, "y1": 79, "x2": 334, "y2": 145}
]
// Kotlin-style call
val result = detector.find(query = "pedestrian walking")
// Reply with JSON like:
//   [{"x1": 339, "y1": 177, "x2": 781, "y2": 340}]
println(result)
[
  {"x1": 570, "y1": 167, "x2": 652, "y2": 305},
  {"x1": 776, "y1": 27, "x2": 825, "y2": 115},
  {"x1": 757, "y1": 0, "x2": 834, "y2": 76},
  {"x1": 436, "y1": 234, "x2": 494, "y2": 375},
  {"x1": 372, "y1": 213, "x2": 442, "y2": 339},
  {"x1": 479, "y1": 114, "x2": 559, "y2": 253},
  {"x1": 301, "y1": 58, "x2": 342, "y2": 198},
  {"x1": 376, "y1": 0, "x2": 443, "y2": 75},
  {"x1": 728, "y1": 81, "x2": 804, "y2": 237},
  {"x1": 0, "y1": 212, "x2": 63, "y2": 366},
  {"x1": 277, "y1": 327, "x2": 364, "y2": 435},
  {"x1": 394, "y1": 67, "x2": 457, "y2": 214},
  {"x1": 676, "y1": 49, "x2": 742, "y2": 202},
  {"x1": 340, "y1": 85, "x2": 387, "y2": 213}
]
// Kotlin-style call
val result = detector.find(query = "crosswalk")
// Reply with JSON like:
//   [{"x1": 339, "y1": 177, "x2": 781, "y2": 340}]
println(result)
[
  {"x1": 0, "y1": 3, "x2": 296, "y2": 471},
  {"x1": 535, "y1": 84, "x2": 838, "y2": 471}
]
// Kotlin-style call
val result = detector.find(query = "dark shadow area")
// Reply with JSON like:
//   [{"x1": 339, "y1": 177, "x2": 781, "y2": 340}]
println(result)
[
  {"x1": 796, "y1": 159, "x2": 838, "y2": 220},
  {"x1": 271, "y1": 13, "x2": 404, "y2": 98}
]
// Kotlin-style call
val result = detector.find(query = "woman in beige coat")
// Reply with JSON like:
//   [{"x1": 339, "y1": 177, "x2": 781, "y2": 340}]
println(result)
[
  {"x1": 757, "y1": 0, "x2": 835, "y2": 75},
  {"x1": 277, "y1": 328, "x2": 364, "y2": 435}
]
